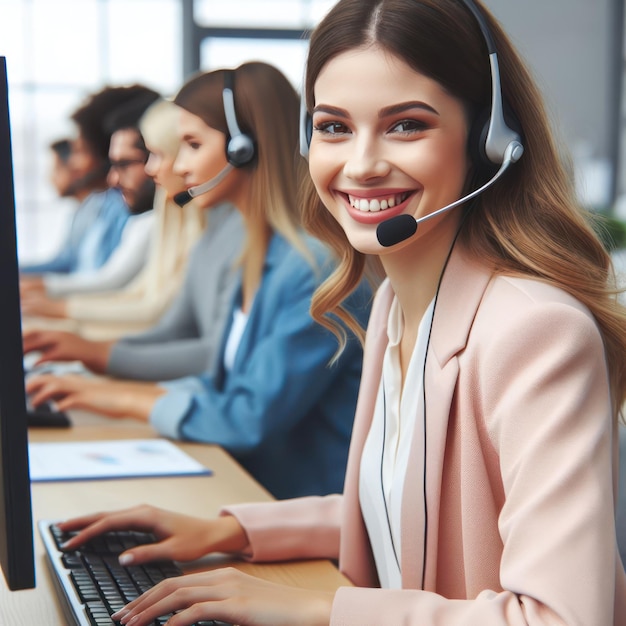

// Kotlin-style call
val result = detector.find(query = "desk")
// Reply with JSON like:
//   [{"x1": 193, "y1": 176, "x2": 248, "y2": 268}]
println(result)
[{"x1": 0, "y1": 412, "x2": 350, "y2": 625}]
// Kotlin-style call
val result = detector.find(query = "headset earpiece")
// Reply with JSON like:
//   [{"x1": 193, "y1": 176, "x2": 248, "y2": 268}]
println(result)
[
  {"x1": 461, "y1": 0, "x2": 524, "y2": 177},
  {"x1": 468, "y1": 102, "x2": 523, "y2": 177},
  {"x1": 222, "y1": 71, "x2": 256, "y2": 167},
  {"x1": 299, "y1": 96, "x2": 312, "y2": 160},
  {"x1": 226, "y1": 132, "x2": 255, "y2": 167}
]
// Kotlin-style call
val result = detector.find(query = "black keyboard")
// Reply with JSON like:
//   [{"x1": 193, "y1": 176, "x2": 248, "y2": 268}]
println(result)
[
  {"x1": 26, "y1": 398, "x2": 72, "y2": 427},
  {"x1": 39, "y1": 520, "x2": 232, "y2": 626}
]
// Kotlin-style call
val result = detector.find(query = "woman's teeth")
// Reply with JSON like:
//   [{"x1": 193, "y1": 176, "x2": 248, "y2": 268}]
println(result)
[{"x1": 348, "y1": 193, "x2": 406, "y2": 212}]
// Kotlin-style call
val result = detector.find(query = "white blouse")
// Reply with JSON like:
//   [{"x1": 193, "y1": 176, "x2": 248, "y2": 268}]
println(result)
[
  {"x1": 359, "y1": 295, "x2": 435, "y2": 589},
  {"x1": 223, "y1": 306, "x2": 250, "y2": 373},
  {"x1": 44, "y1": 210, "x2": 155, "y2": 298}
]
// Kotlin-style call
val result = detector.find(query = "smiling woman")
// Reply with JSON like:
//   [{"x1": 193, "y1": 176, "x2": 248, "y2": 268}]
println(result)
[{"x1": 308, "y1": 47, "x2": 470, "y2": 259}]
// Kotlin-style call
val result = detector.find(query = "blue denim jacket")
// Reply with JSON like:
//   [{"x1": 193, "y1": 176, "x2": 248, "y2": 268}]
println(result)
[{"x1": 152, "y1": 233, "x2": 373, "y2": 499}]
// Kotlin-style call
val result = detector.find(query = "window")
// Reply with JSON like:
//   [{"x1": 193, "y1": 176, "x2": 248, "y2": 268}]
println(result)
[{"x1": 194, "y1": 0, "x2": 335, "y2": 28}]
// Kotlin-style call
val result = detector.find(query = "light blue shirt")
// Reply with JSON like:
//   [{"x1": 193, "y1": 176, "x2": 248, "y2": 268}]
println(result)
[{"x1": 21, "y1": 188, "x2": 129, "y2": 275}]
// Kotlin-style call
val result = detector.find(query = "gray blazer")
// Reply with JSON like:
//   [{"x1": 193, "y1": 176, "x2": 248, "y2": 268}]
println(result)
[{"x1": 106, "y1": 203, "x2": 243, "y2": 381}]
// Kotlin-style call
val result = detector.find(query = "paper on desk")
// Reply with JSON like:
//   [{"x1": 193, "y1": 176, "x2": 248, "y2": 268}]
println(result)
[{"x1": 28, "y1": 439, "x2": 212, "y2": 482}]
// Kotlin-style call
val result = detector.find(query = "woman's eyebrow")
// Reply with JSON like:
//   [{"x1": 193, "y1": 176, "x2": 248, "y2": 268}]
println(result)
[
  {"x1": 312, "y1": 101, "x2": 440, "y2": 118},
  {"x1": 379, "y1": 101, "x2": 439, "y2": 117},
  {"x1": 312, "y1": 104, "x2": 349, "y2": 118}
]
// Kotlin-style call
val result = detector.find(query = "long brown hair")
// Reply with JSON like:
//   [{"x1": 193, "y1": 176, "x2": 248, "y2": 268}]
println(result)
[
  {"x1": 301, "y1": 0, "x2": 626, "y2": 421},
  {"x1": 175, "y1": 62, "x2": 310, "y2": 261}
]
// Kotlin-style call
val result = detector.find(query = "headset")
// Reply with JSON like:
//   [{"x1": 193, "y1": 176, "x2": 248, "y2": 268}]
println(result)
[
  {"x1": 299, "y1": 0, "x2": 524, "y2": 246},
  {"x1": 460, "y1": 0, "x2": 524, "y2": 170},
  {"x1": 299, "y1": 91, "x2": 313, "y2": 161},
  {"x1": 222, "y1": 70, "x2": 256, "y2": 168},
  {"x1": 174, "y1": 69, "x2": 256, "y2": 207}
]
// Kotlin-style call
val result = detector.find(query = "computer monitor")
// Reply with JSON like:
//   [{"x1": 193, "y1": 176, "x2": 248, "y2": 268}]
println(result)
[{"x1": 0, "y1": 55, "x2": 36, "y2": 591}]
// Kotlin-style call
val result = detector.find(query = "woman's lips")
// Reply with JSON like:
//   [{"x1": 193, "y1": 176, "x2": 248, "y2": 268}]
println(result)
[{"x1": 340, "y1": 190, "x2": 418, "y2": 224}]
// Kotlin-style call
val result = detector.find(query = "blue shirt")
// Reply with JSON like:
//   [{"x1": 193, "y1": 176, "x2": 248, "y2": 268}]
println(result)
[
  {"x1": 21, "y1": 188, "x2": 129, "y2": 274},
  {"x1": 151, "y1": 233, "x2": 373, "y2": 499}
]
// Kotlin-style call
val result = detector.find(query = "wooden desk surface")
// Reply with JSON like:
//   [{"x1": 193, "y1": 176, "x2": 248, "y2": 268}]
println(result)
[{"x1": 0, "y1": 412, "x2": 350, "y2": 625}]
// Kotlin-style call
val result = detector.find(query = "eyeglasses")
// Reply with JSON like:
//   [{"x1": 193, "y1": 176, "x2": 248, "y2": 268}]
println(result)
[{"x1": 108, "y1": 158, "x2": 147, "y2": 173}]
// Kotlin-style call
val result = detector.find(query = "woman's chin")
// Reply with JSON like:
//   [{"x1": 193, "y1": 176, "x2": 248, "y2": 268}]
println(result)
[{"x1": 343, "y1": 231, "x2": 387, "y2": 256}]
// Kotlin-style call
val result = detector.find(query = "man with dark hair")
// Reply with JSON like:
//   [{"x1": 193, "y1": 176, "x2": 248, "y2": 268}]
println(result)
[
  {"x1": 104, "y1": 90, "x2": 160, "y2": 216},
  {"x1": 21, "y1": 85, "x2": 159, "y2": 280},
  {"x1": 70, "y1": 84, "x2": 160, "y2": 169}
]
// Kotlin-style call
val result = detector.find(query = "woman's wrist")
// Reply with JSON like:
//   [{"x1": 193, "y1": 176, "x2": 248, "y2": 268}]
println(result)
[
  {"x1": 120, "y1": 383, "x2": 166, "y2": 422},
  {"x1": 85, "y1": 340, "x2": 114, "y2": 373},
  {"x1": 213, "y1": 514, "x2": 251, "y2": 554}
]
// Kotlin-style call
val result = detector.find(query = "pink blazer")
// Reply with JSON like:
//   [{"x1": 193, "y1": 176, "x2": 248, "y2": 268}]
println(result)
[{"x1": 226, "y1": 245, "x2": 626, "y2": 625}]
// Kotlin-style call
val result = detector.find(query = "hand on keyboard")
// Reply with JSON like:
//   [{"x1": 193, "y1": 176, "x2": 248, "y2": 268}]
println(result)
[
  {"x1": 111, "y1": 565, "x2": 333, "y2": 626},
  {"x1": 46, "y1": 523, "x2": 233, "y2": 626},
  {"x1": 57, "y1": 505, "x2": 248, "y2": 565}
]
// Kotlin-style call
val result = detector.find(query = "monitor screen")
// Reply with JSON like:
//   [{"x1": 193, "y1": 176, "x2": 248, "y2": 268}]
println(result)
[{"x1": 0, "y1": 55, "x2": 36, "y2": 591}]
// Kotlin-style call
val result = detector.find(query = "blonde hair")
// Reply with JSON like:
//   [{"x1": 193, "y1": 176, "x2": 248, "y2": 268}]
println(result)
[
  {"x1": 139, "y1": 98, "x2": 181, "y2": 157},
  {"x1": 302, "y1": 0, "x2": 626, "y2": 422}
]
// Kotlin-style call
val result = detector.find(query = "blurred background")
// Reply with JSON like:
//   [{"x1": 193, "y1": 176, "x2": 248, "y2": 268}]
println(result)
[{"x1": 1, "y1": 0, "x2": 625, "y2": 262}]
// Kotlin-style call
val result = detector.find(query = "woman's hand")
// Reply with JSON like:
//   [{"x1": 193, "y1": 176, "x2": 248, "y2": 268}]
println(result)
[
  {"x1": 57, "y1": 505, "x2": 250, "y2": 564},
  {"x1": 25, "y1": 374, "x2": 164, "y2": 421},
  {"x1": 22, "y1": 329, "x2": 112, "y2": 373},
  {"x1": 113, "y1": 567, "x2": 334, "y2": 626}
]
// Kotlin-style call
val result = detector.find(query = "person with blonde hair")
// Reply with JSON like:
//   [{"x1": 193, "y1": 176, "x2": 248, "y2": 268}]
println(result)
[{"x1": 27, "y1": 61, "x2": 373, "y2": 500}]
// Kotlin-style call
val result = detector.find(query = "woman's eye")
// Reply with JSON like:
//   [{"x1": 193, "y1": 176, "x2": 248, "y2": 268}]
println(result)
[
  {"x1": 314, "y1": 121, "x2": 350, "y2": 135},
  {"x1": 390, "y1": 119, "x2": 429, "y2": 134},
  {"x1": 187, "y1": 141, "x2": 201, "y2": 150}
]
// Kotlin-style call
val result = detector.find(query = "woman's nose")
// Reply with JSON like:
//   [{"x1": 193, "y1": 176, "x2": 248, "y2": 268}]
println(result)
[
  {"x1": 172, "y1": 153, "x2": 186, "y2": 177},
  {"x1": 342, "y1": 138, "x2": 390, "y2": 182},
  {"x1": 144, "y1": 154, "x2": 157, "y2": 177}
]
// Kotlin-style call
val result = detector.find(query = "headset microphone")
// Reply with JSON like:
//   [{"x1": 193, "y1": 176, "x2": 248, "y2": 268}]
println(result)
[
  {"x1": 173, "y1": 163, "x2": 234, "y2": 207},
  {"x1": 376, "y1": 140, "x2": 523, "y2": 246}
]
